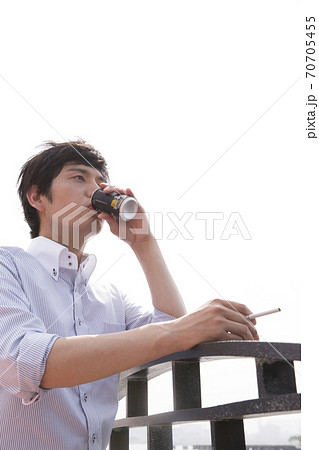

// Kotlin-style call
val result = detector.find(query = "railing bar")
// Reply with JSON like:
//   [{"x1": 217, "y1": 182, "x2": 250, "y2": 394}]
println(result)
[
  {"x1": 118, "y1": 342, "x2": 301, "y2": 381},
  {"x1": 113, "y1": 393, "x2": 301, "y2": 429}
]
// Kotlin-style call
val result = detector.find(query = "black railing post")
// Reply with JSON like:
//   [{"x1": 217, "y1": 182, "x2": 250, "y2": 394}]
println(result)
[
  {"x1": 110, "y1": 370, "x2": 148, "y2": 449},
  {"x1": 172, "y1": 359, "x2": 202, "y2": 410},
  {"x1": 210, "y1": 419, "x2": 246, "y2": 450},
  {"x1": 255, "y1": 359, "x2": 297, "y2": 397},
  {"x1": 127, "y1": 370, "x2": 148, "y2": 417},
  {"x1": 109, "y1": 428, "x2": 129, "y2": 450},
  {"x1": 169, "y1": 360, "x2": 201, "y2": 450},
  {"x1": 148, "y1": 425, "x2": 173, "y2": 449}
]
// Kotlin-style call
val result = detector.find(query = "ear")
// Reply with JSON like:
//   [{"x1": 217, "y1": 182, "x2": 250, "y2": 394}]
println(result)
[{"x1": 26, "y1": 185, "x2": 45, "y2": 212}]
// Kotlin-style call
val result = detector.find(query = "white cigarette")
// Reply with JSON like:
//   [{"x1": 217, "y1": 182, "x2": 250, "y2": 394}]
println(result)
[{"x1": 246, "y1": 307, "x2": 281, "y2": 320}]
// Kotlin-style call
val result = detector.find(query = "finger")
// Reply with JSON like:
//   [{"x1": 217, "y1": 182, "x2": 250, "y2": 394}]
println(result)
[
  {"x1": 246, "y1": 317, "x2": 257, "y2": 326},
  {"x1": 99, "y1": 183, "x2": 136, "y2": 200},
  {"x1": 99, "y1": 183, "x2": 116, "y2": 192},
  {"x1": 221, "y1": 307, "x2": 259, "y2": 340},
  {"x1": 216, "y1": 299, "x2": 257, "y2": 325},
  {"x1": 224, "y1": 319, "x2": 259, "y2": 341},
  {"x1": 219, "y1": 299, "x2": 253, "y2": 316},
  {"x1": 126, "y1": 187, "x2": 136, "y2": 198},
  {"x1": 97, "y1": 212, "x2": 113, "y2": 222},
  {"x1": 209, "y1": 300, "x2": 258, "y2": 336},
  {"x1": 99, "y1": 183, "x2": 114, "y2": 191},
  {"x1": 109, "y1": 185, "x2": 121, "y2": 194},
  {"x1": 101, "y1": 184, "x2": 117, "y2": 192},
  {"x1": 225, "y1": 332, "x2": 245, "y2": 341},
  {"x1": 106, "y1": 186, "x2": 127, "y2": 196}
]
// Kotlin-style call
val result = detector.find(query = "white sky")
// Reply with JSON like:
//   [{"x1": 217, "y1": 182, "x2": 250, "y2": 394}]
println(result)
[{"x1": 1, "y1": 0, "x2": 318, "y2": 447}]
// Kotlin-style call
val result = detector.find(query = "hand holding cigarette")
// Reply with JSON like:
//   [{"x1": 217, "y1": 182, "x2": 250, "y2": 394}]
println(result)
[{"x1": 246, "y1": 307, "x2": 281, "y2": 320}]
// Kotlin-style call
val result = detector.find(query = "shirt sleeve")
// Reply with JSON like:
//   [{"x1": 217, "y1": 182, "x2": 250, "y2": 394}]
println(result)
[
  {"x1": 0, "y1": 249, "x2": 60, "y2": 405},
  {"x1": 116, "y1": 286, "x2": 176, "y2": 330}
]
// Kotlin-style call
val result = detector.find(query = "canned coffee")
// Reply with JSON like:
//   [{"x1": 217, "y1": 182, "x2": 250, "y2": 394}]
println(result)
[{"x1": 91, "y1": 188, "x2": 138, "y2": 221}]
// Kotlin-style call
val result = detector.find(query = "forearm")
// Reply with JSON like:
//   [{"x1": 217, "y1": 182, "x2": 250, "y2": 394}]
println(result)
[
  {"x1": 41, "y1": 321, "x2": 181, "y2": 389},
  {"x1": 41, "y1": 299, "x2": 259, "y2": 389},
  {"x1": 131, "y1": 238, "x2": 187, "y2": 318}
]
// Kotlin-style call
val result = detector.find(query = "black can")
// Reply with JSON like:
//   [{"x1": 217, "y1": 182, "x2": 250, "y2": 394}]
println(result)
[{"x1": 91, "y1": 188, "x2": 138, "y2": 221}]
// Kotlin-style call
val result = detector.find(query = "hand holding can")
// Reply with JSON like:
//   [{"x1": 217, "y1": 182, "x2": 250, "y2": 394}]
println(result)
[{"x1": 91, "y1": 188, "x2": 138, "y2": 221}]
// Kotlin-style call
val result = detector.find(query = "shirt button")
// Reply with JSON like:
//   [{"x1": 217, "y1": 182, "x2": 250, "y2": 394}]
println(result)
[
  {"x1": 92, "y1": 434, "x2": 96, "y2": 443},
  {"x1": 83, "y1": 393, "x2": 88, "y2": 402},
  {"x1": 78, "y1": 319, "x2": 82, "y2": 326}
]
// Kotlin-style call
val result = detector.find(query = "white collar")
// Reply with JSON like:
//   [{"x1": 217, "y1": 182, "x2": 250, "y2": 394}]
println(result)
[{"x1": 26, "y1": 236, "x2": 97, "y2": 282}]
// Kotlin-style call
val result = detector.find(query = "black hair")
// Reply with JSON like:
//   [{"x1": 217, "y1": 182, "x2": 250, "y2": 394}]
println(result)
[{"x1": 17, "y1": 139, "x2": 109, "y2": 238}]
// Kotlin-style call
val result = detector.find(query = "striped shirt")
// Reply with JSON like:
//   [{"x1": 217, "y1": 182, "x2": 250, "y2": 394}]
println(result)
[{"x1": 0, "y1": 236, "x2": 174, "y2": 450}]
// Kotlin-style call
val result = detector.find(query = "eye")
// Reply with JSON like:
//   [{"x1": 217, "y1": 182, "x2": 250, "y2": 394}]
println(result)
[{"x1": 74, "y1": 175, "x2": 85, "y2": 181}]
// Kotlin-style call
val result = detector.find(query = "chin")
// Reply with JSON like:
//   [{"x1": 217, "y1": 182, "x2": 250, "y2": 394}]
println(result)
[{"x1": 71, "y1": 215, "x2": 102, "y2": 248}]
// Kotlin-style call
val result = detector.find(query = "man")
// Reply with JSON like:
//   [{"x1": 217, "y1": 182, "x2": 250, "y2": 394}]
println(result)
[{"x1": 0, "y1": 140, "x2": 258, "y2": 449}]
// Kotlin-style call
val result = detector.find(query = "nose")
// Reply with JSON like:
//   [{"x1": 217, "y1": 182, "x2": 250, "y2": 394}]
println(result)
[{"x1": 86, "y1": 180, "x2": 102, "y2": 200}]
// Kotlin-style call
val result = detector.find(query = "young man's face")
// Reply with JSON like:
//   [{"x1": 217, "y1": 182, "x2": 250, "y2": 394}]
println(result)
[{"x1": 39, "y1": 162, "x2": 106, "y2": 249}]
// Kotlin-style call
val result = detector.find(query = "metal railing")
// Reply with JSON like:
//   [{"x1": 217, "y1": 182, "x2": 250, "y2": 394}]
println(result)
[{"x1": 110, "y1": 341, "x2": 301, "y2": 450}]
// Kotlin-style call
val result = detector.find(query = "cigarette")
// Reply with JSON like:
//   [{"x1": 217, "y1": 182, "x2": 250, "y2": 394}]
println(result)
[{"x1": 246, "y1": 307, "x2": 281, "y2": 320}]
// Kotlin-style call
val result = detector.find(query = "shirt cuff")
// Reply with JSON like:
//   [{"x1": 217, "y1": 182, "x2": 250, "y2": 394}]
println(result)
[
  {"x1": 152, "y1": 307, "x2": 176, "y2": 322},
  {"x1": 16, "y1": 332, "x2": 60, "y2": 405}
]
